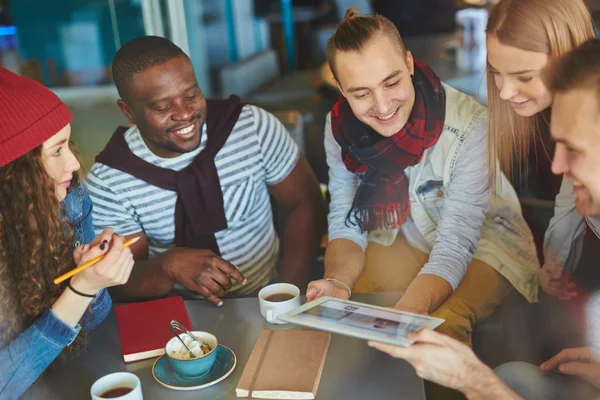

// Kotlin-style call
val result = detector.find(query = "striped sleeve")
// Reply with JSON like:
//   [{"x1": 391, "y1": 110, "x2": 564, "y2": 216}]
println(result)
[
  {"x1": 85, "y1": 165, "x2": 144, "y2": 236},
  {"x1": 251, "y1": 105, "x2": 300, "y2": 185}
]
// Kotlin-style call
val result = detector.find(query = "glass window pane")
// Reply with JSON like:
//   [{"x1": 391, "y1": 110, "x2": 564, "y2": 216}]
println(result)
[{"x1": 6, "y1": 0, "x2": 145, "y2": 88}]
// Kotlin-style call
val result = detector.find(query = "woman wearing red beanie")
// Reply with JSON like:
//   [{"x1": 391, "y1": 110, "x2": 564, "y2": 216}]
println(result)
[{"x1": 0, "y1": 67, "x2": 134, "y2": 398}]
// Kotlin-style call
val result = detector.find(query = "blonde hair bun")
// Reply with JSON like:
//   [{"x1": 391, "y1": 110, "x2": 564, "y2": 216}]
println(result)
[{"x1": 344, "y1": 7, "x2": 359, "y2": 21}]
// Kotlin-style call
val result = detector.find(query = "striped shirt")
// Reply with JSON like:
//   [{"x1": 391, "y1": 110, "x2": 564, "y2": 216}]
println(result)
[{"x1": 86, "y1": 105, "x2": 300, "y2": 296}]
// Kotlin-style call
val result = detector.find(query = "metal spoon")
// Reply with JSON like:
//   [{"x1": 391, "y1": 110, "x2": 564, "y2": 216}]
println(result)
[{"x1": 169, "y1": 320, "x2": 198, "y2": 358}]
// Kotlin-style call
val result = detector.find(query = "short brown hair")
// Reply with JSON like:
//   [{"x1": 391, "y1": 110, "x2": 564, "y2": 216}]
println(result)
[
  {"x1": 543, "y1": 39, "x2": 600, "y2": 100},
  {"x1": 325, "y1": 8, "x2": 406, "y2": 80}
]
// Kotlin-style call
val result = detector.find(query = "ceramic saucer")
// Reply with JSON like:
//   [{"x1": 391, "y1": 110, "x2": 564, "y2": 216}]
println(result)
[{"x1": 152, "y1": 344, "x2": 236, "y2": 391}]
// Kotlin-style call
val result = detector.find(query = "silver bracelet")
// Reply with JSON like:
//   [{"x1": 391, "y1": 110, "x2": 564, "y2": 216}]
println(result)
[{"x1": 325, "y1": 278, "x2": 352, "y2": 298}]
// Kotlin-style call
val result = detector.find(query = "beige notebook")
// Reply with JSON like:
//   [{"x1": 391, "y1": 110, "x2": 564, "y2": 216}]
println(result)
[{"x1": 236, "y1": 330, "x2": 331, "y2": 399}]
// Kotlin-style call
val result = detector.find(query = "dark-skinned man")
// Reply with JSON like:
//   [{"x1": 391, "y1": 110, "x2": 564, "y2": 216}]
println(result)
[{"x1": 87, "y1": 36, "x2": 326, "y2": 305}]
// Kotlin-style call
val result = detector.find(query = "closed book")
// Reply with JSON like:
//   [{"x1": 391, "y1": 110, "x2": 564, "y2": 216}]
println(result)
[
  {"x1": 236, "y1": 330, "x2": 331, "y2": 399},
  {"x1": 115, "y1": 296, "x2": 192, "y2": 363}
]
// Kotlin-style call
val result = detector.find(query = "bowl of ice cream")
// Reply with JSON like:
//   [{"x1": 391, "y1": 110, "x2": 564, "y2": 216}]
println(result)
[{"x1": 165, "y1": 331, "x2": 218, "y2": 377}]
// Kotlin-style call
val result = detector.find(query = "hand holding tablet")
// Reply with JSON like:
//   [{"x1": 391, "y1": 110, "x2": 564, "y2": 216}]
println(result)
[{"x1": 279, "y1": 297, "x2": 445, "y2": 347}]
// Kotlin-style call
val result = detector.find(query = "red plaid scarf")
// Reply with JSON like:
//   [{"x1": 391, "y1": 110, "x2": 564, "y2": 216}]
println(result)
[{"x1": 331, "y1": 60, "x2": 446, "y2": 232}]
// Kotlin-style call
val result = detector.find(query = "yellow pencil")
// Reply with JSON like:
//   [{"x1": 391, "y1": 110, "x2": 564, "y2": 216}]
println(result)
[{"x1": 53, "y1": 236, "x2": 141, "y2": 285}]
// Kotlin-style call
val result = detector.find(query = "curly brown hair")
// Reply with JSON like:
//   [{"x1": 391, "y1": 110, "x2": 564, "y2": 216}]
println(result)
[{"x1": 0, "y1": 143, "x2": 87, "y2": 354}]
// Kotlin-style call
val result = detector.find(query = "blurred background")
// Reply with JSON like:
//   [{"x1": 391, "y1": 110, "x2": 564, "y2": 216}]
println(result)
[{"x1": 0, "y1": 0, "x2": 598, "y2": 177}]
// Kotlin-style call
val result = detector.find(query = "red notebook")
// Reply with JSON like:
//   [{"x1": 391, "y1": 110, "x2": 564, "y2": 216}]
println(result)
[{"x1": 115, "y1": 296, "x2": 192, "y2": 363}]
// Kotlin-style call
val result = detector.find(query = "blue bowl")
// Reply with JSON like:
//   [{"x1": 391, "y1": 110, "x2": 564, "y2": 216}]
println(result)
[{"x1": 165, "y1": 331, "x2": 218, "y2": 378}]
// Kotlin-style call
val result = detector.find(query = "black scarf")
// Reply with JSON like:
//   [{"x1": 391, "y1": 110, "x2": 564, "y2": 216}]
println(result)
[{"x1": 95, "y1": 95, "x2": 244, "y2": 254}]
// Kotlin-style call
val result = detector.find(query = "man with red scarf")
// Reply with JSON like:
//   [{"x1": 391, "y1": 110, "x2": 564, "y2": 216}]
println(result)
[{"x1": 306, "y1": 9, "x2": 539, "y2": 350}]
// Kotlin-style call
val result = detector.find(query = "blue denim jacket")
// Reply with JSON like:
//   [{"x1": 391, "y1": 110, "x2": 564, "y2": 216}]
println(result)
[{"x1": 0, "y1": 184, "x2": 113, "y2": 400}]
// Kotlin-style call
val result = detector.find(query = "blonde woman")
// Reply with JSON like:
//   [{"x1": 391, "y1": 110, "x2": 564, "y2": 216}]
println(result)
[
  {"x1": 480, "y1": 0, "x2": 600, "y2": 382},
  {"x1": 486, "y1": 0, "x2": 597, "y2": 299}
]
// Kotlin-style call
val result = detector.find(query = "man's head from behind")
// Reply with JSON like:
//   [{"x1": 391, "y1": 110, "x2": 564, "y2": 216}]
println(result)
[
  {"x1": 112, "y1": 36, "x2": 207, "y2": 158},
  {"x1": 546, "y1": 39, "x2": 600, "y2": 217}
]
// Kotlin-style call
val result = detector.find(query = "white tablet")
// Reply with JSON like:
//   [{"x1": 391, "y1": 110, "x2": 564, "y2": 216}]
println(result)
[{"x1": 278, "y1": 297, "x2": 445, "y2": 347}]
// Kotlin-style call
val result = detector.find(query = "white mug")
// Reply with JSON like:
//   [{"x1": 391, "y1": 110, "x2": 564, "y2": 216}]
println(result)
[
  {"x1": 258, "y1": 283, "x2": 301, "y2": 324},
  {"x1": 90, "y1": 372, "x2": 143, "y2": 400}
]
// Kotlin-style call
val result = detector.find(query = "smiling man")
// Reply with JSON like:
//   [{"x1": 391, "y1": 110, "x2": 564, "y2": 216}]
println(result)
[
  {"x1": 549, "y1": 43, "x2": 600, "y2": 219},
  {"x1": 86, "y1": 36, "x2": 325, "y2": 304},
  {"x1": 306, "y1": 9, "x2": 540, "y2": 353}
]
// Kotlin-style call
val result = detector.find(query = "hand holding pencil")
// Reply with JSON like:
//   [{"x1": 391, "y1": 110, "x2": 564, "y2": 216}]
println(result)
[{"x1": 56, "y1": 229, "x2": 137, "y2": 296}]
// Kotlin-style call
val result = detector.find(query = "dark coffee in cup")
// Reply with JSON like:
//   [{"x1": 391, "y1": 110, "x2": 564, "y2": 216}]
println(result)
[
  {"x1": 264, "y1": 293, "x2": 295, "y2": 302},
  {"x1": 100, "y1": 387, "x2": 133, "y2": 398}
]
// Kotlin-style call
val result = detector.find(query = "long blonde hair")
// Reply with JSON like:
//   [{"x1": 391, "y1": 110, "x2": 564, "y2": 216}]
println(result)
[{"x1": 486, "y1": 0, "x2": 595, "y2": 186}]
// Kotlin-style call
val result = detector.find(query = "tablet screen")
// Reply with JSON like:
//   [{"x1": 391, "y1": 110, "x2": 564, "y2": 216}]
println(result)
[{"x1": 297, "y1": 299, "x2": 431, "y2": 341}]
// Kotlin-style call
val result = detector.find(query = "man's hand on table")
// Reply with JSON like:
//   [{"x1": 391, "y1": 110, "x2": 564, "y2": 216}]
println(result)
[
  {"x1": 306, "y1": 278, "x2": 351, "y2": 302},
  {"x1": 368, "y1": 329, "x2": 523, "y2": 399},
  {"x1": 541, "y1": 347, "x2": 600, "y2": 390},
  {"x1": 163, "y1": 248, "x2": 247, "y2": 306}
]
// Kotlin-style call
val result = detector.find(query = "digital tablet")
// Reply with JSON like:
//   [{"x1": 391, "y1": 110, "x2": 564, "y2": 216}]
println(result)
[{"x1": 278, "y1": 297, "x2": 445, "y2": 347}]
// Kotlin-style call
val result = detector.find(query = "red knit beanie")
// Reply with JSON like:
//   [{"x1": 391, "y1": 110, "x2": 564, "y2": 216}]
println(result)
[{"x1": 0, "y1": 67, "x2": 73, "y2": 167}]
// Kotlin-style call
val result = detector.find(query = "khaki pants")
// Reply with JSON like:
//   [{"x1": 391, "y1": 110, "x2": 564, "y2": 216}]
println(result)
[{"x1": 355, "y1": 234, "x2": 514, "y2": 346}]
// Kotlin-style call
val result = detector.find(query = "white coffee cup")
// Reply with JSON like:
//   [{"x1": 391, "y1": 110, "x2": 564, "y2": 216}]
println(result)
[
  {"x1": 258, "y1": 283, "x2": 301, "y2": 324},
  {"x1": 90, "y1": 372, "x2": 143, "y2": 400}
]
